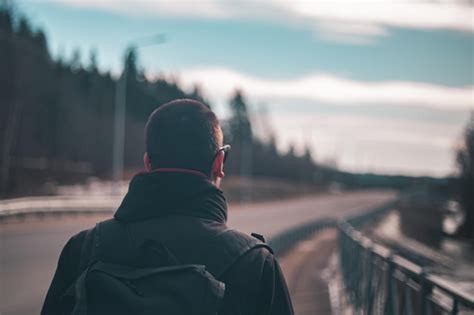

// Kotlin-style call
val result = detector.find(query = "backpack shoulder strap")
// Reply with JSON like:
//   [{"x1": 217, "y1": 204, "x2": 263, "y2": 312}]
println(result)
[
  {"x1": 211, "y1": 228, "x2": 273, "y2": 277},
  {"x1": 62, "y1": 228, "x2": 97, "y2": 307},
  {"x1": 94, "y1": 219, "x2": 137, "y2": 265},
  {"x1": 78, "y1": 227, "x2": 97, "y2": 273},
  {"x1": 78, "y1": 219, "x2": 134, "y2": 271}
]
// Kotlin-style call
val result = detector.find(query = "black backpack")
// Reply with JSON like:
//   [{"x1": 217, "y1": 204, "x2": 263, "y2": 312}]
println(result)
[{"x1": 63, "y1": 219, "x2": 271, "y2": 315}]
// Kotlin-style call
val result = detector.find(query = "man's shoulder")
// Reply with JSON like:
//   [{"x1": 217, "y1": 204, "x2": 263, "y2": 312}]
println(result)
[
  {"x1": 61, "y1": 226, "x2": 96, "y2": 262},
  {"x1": 218, "y1": 228, "x2": 264, "y2": 245},
  {"x1": 214, "y1": 228, "x2": 273, "y2": 259},
  {"x1": 70, "y1": 227, "x2": 92, "y2": 242},
  {"x1": 208, "y1": 227, "x2": 274, "y2": 274},
  {"x1": 230, "y1": 243, "x2": 275, "y2": 272},
  {"x1": 67, "y1": 218, "x2": 121, "y2": 253}
]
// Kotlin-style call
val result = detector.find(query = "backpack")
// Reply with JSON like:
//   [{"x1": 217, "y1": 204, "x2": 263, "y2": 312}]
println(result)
[{"x1": 62, "y1": 219, "x2": 271, "y2": 315}]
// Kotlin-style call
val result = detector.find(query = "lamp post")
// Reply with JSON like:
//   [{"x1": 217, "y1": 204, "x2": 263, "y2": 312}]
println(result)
[{"x1": 112, "y1": 34, "x2": 166, "y2": 195}]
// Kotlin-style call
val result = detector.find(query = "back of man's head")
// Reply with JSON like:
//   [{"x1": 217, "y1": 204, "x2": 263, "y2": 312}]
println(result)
[{"x1": 145, "y1": 99, "x2": 222, "y2": 175}]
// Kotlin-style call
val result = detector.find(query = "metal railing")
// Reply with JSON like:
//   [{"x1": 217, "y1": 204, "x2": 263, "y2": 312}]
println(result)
[
  {"x1": 339, "y1": 206, "x2": 474, "y2": 315},
  {"x1": 0, "y1": 196, "x2": 121, "y2": 220}
]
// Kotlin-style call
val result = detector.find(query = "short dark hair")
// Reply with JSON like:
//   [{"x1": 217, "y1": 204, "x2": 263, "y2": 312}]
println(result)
[{"x1": 145, "y1": 99, "x2": 222, "y2": 174}]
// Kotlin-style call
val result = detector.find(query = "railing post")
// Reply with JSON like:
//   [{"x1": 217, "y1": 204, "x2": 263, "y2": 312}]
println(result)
[
  {"x1": 420, "y1": 269, "x2": 433, "y2": 315},
  {"x1": 452, "y1": 299, "x2": 459, "y2": 315},
  {"x1": 364, "y1": 245, "x2": 374, "y2": 315},
  {"x1": 384, "y1": 255, "x2": 399, "y2": 315},
  {"x1": 404, "y1": 279, "x2": 412, "y2": 315}
]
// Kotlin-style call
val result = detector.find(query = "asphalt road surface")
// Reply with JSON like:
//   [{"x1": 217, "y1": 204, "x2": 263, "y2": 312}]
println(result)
[
  {"x1": 279, "y1": 229, "x2": 339, "y2": 315},
  {"x1": 0, "y1": 190, "x2": 395, "y2": 315}
]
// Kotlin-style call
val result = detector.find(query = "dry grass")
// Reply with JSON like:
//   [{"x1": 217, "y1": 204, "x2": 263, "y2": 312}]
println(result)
[{"x1": 221, "y1": 176, "x2": 323, "y2": 205}]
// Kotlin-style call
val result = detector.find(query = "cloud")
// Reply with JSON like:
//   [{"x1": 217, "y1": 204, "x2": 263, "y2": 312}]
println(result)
[
  {"x1": 314, "y1": 20, "x2": 389, "y2": 44},
  {"x1": 54, "y1": 0, "x2": 474, "y2": 43},
  {"x1": 283, "y1": 1, "x2": 474, "y2": 32},
  {"x1": 175, "y1": 67, "x2": 473, "y2": 111},
  {"x1": 54, "y1": 0, "x2": 230, "y2": 19}
]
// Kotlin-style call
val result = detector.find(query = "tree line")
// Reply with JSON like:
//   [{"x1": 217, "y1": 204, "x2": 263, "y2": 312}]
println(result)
[{"x1": 0, "y1": 6, "x2": 325, "y2": 197}]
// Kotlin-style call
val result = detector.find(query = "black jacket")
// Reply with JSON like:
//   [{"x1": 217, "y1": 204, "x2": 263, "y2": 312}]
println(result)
[{"x1": 42, "y1": 170, "x2": 294, "y2": 315}]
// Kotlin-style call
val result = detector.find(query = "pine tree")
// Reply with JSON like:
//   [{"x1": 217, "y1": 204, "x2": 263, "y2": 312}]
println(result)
[
  {"x1": 456, "y1": 114, "x2": 474, "y2": 240},
  {"x1": 229, "y1": 89, "x2": 252, "y2": 142}
]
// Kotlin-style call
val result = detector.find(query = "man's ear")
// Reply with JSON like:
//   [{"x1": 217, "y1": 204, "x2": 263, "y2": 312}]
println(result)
[
  {"x1": 211, "y1": 151, "x2": 225, "y2": 181},
  {"x1": 143, "y1": 152, "x2": 152, "y2": 172}
]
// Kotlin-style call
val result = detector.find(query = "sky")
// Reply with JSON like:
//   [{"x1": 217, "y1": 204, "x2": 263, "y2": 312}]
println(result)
[{"x1": 18, "y1": 0, "x2": 474, "y2": 177}]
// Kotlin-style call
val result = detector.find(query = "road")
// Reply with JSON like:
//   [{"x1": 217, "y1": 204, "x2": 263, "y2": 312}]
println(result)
[
  {"x1": 0, "y1": 190, "x2": 395, "y2": 315},
  {"x1": 279, "y1": 229, "x2": 339, "y2": 315}
]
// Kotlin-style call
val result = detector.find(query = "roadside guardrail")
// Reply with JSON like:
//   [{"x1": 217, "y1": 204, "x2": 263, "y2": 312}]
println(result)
[{"x1": 0, "y1": 196, "x2": 121, "y2": 221}]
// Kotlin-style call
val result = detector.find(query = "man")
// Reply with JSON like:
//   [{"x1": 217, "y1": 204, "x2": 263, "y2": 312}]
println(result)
[{"x1": 42, "y1": 99, "x2": 294, "y2": 314}]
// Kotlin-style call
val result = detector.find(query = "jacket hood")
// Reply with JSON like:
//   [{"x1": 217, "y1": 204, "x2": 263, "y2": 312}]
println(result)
[{"x1": 114, "y1": 170, "x2": 228, "y2": 223}]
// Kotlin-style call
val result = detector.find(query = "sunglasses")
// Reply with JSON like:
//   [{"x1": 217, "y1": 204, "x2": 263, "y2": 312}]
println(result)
[{"x1": 213, "y1": 144, "x2": 231, "y2": 164}]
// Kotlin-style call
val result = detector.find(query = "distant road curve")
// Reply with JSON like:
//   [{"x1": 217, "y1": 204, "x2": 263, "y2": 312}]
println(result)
[{"x1": 0, "y1": 190, "x2": 396, "y2": 315}]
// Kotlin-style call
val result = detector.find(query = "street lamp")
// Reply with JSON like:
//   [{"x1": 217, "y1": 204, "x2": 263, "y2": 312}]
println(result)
[{"x1": 112, "y1": 34, "x2": 166, "y2": 195}]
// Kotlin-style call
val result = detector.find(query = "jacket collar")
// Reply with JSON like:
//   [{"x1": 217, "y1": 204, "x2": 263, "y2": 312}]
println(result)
[{"x1": 114, "y1": 170, "x2": 228, "y2": 223}]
